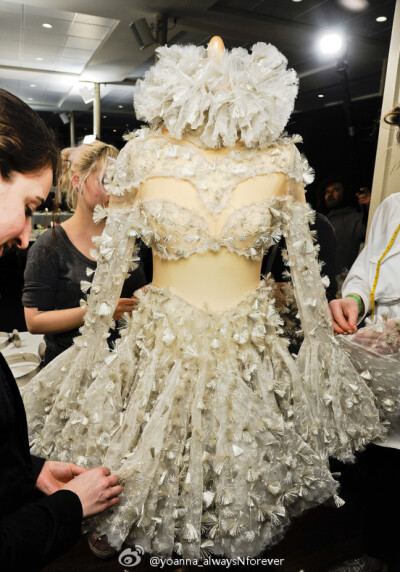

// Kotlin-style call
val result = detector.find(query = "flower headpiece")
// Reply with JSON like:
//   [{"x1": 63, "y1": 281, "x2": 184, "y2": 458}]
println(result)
[{"x1": 134, "y1": 42, "x2": 298, "y2": 149}]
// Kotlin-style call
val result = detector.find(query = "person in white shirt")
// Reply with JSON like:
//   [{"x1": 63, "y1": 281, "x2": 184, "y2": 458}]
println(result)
[{"x1": 329, "y1": 104, "x2": 400, "y2": 572}]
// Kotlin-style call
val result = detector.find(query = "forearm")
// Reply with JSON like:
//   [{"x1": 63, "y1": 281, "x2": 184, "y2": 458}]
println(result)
[
  {"x1": 24, "y1": 306, "x2": 86, "y2": 334},
  {"x1": 0, "y1": 491, "x2": 82, "y2": 571}
]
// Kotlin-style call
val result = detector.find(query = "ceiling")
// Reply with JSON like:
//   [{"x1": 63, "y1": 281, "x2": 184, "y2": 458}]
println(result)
[{"x1": 0, "y1": 0, "x2": 396, "y2": 126}]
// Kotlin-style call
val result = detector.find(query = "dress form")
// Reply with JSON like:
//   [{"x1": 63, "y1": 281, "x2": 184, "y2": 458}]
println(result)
[{"x1": 110, "y1": 37, "x2": 304, "y2": 312}]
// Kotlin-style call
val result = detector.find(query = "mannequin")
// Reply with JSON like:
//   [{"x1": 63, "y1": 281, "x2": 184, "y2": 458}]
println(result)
[{"x1": 21, "y1": 38, "x2": 398, "y2": 559}]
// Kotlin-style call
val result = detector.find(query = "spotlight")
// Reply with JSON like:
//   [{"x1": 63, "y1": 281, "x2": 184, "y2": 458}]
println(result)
[
  {"x1": 130, "y1": 18, "x2": 155, "y2": 50},
  {"x1": 319, "y1": 33, "x2": 344, "y2": 55}
]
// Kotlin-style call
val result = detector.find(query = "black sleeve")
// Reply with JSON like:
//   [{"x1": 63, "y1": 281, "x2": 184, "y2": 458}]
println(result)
[
  {"x1": 0, "y1": 490, "x2": 82, "y2": 572},
  {"x1": 31, "y1": 455, "x2": 46, "y2": 483},
  {"x1": 22, "y1": 231, "x2": 60, "y2": 310},
  {"x1": 312, "y1": 213, "x2": 338, "y2": 302}
]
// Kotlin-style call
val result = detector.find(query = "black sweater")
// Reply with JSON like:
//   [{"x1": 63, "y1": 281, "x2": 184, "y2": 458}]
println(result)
[{"x1": 0, "y1": 353, "x2": 82, "y2": 571}]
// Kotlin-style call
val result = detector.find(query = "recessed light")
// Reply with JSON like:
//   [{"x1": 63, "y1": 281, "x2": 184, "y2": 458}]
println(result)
[
  {"x1": 30, "y1": 84, "x2": 36, "y2": 87},
  {"x1": 42, "y1": 23, "x2": 53, "y2": 29},
  {"x1": 318, "y1": 94, "x2": 325, "y2": 98},
  {"x1": 376, "y1": 16, "x2": 387, "y2": 22},
  {"x1": 118, "y1": 105, "x2": 123, "y2": 109},
  {"x1": 36, "y1": 57, "x2": 43, "y2": 61}
]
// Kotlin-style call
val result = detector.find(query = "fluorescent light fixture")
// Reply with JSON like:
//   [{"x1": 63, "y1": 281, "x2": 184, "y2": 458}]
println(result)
[
  {"x1": 83, "y1": 134, "x2": 96, "y2": 144},
  {"x1": 319, "y1": 33, "x2": 344, "y2": 55},
  {"x1": 30, "y1": 84, "x2": 36, "y2": 87},
  {"x1": 337, "y1": 0, "x2": 369, "y2": 11},
  {"x1": 42, "y1": 23, "x2": 53, "y2": 29},
  {"x1": 376, "y1": 16, "x2": 387, "y2": 22},
  {"x1": 36, "y1": 57, "x2": 44, "y2": 61}
]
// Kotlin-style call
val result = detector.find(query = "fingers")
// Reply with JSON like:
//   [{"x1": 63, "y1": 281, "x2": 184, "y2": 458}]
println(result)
[
  {"x1": 70, "y1": 464, "x2": 88, "y2": 476},
  {"x1": 107, "y1": 473, "x2": 120, "y2": 487},
  {"x1": 329, "y1": 299, "x2": 357, "y2": 334},
  {"x1": 329, "y1": 302, "x2": 351, "y2": 334},
  {"x1": 105, "y1": 484, "x2": 123, "y2": 500}
]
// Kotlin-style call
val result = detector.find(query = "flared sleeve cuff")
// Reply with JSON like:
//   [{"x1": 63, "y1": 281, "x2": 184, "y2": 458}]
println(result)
[{"x1": 281, "y1": 199, "x2": 386, "y2": 460}]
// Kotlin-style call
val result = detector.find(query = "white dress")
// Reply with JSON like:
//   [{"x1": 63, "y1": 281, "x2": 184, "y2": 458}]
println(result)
[{"x1": 21, "y1": 129, "x2": 391, "y2": 558}]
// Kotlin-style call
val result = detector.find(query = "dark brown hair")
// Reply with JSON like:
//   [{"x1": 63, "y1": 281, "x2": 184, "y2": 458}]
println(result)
[
  {"x1": 0, "y1": 88, "x2": 59, "y2": 181},
  {"x1": 384, "y1": 105, "x2": 400, "y2": 144}
]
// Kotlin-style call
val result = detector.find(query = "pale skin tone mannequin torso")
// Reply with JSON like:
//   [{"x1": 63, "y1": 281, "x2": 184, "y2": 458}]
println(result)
[
  {"x1": 24, "y1": 166, "x2": 138, "y2": 334},
  {"x1": 111, "y1": 135, "x2": 306, "y2": 312}
]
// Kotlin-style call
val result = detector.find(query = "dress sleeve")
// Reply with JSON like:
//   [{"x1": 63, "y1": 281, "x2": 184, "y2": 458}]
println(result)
[
  {"x1": 280, "y1": 147, "x2": 386, "y2": 461},
  {"x1": 74, "y1": 141, "x2": 141, "y2": 374}
]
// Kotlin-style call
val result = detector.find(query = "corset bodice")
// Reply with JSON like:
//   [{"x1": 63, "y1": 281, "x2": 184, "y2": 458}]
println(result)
[{"x1": 105, "y1": 129, "x2": 313, "y2": 261}]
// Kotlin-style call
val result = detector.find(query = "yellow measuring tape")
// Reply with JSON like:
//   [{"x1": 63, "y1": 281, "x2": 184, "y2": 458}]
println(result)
[{"x1": 370, "y1": 223, "x2": 400, "y2": 316}]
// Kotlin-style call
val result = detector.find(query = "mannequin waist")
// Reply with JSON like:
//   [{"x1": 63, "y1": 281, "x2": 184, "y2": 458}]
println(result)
[{"x1": 151, "y1": 250, "x2": 262, "y2": 312}]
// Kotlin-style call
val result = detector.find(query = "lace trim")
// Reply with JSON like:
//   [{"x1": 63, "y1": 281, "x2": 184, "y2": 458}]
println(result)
[{"x1": 105, "y1": 131, "x2": 314, "y2": 216}]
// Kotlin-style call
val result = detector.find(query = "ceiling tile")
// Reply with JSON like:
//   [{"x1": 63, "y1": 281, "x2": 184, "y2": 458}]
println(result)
[
  {"x1": 64, "y1": 36, "x2": 100, "y2": 50},
  {"x1": 68, "y1": 22, "x2": 109, "y2": 40}
]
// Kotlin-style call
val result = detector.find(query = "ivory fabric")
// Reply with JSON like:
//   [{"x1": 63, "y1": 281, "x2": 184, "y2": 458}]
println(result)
[{"x1": 20, "y1": 43, "x2": 399, "y2": 559}]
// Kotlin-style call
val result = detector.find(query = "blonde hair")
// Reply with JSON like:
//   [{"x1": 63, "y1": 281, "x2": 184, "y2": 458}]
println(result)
[{"x1": 59, "y1": 141, "x2": 118, "y2": 210}]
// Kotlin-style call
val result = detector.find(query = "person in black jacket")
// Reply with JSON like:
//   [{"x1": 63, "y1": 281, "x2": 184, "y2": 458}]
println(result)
[{"x1": 0, "y1": 88, "x2": 122, "y2": 571}]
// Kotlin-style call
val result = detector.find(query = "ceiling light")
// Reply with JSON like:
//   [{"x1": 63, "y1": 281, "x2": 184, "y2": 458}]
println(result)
[
  {"x1": 318, "y1": 94, "x2": 325, "y2": 98},
  {"x1": 113, "y1": 129, "x2": 117, "y2": 132},
  {"x1": 28, "y1": 97, "x2": 33, "y2": 101},
  {"x1": 118, "y1": 105, "x2": 123, "y2": 109},
  {"x1": 319, "y1": 33, "x2": 344, "y2": 55},
  {"x1": 36, "y1": 57, "x2": 43, "y2": 61},
  {"x1": 376, "y1": 16, "x2": 387, "y2": 22},
  {"x1": 337, "y1": 0, "x2": 369, "y2": 11},
  {"x1": 292, "y1": 0, "x2": 303, "y2": 2},
  {"x1": 30, "y1": 84, "x2": 36, "y2": 87},
  {"x1": 42, "y1": 23, "x2": 53, "y2": 29},
  {"x1": 102, "y1": 115, "x2": 107, "y2": 119}
]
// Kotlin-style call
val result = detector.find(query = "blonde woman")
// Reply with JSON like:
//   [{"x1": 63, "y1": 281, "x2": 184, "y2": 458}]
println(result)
[{"x1": 23, "y1": 141, "x2": 149, "y2": 364}]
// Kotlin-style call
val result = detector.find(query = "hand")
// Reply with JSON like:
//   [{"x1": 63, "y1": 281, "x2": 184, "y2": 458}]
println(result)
[
  {"x1": 356, "y1": 187, "x2": 371, "y2": 206},
  {"x1": 36, "y1": 461, "x2": 87, "y2": 495},
  {"x1": 354, "y1": 319, "x2": 400, "y2": 355},
  {"x1": 62, "y1": 466, "x2": 122, "y2": 518},
  {"x1": 329, "y1": 296, "x2": 361, "y2": 334},
  {"x1": 113, "y1": 296, "x2": 138, "y2": 320}
]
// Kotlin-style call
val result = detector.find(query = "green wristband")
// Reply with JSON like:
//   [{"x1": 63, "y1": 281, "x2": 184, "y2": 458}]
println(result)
[{"x1": 345, "y1": 294, "x2": 362, "y2": 314}]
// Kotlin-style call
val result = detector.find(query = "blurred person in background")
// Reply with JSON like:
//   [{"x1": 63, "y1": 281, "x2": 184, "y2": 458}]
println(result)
[{"x1": 23, "y1": 141, "x2": 150, "y2": 365}]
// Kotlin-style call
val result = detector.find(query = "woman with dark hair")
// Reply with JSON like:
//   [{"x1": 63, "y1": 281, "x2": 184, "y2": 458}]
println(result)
[{"x1": 0, "y1": 88, "x2": 122, "y2": 571}]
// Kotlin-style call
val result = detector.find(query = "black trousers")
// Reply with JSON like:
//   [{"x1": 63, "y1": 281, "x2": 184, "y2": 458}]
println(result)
[{"x1": 360, "y1": 444, "x2": 400, "y2": 560}]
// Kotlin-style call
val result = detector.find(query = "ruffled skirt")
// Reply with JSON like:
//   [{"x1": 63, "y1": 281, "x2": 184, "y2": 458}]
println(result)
[{"x1": 22, "y1": 282, "x2": 386, "y2": 558}]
